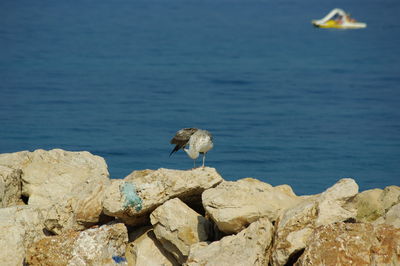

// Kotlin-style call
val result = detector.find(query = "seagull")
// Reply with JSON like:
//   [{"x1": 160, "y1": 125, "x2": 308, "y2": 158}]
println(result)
[{"x1": 169, "y1": 128, "x2": 214, "y2": 168}]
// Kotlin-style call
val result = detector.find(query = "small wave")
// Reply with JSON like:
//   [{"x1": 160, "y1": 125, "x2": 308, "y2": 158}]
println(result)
[{"x1": 209, "y1": 79, "x2": 253, "y2": 86}]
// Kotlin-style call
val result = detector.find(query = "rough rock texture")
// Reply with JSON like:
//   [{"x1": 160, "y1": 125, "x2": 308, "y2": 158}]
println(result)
[
  {"x1": 26, "y1": 222, "x2": 128, "y2": 266},
  {"x1": 0, "y1": 149, "x2": 111, "y2": 233},
  {"x1": 186, "y1": 218, "x2": 274, "y2": 266},
  {"x1": 0, "y1": 165, "x2": 23, "y2": 207},
  {"x1": 270, "y1": 178, "x2": 358, "y2": 266},
  {"x1": 295, "y1": 222, "x2": 400, "y2": 266},
  {"x1": 202, "y1": 178, "x2": 302, "y2": 234},
  {"x1": 270, "y1": 200, "x2": 317, "y2": 266},
  {"x1": 126, "y1": 228, "x2": 179, "y2": 266},
  {"x1": 0, "y1": 206, "x2": 46, "y2": 266},
  {"x1": 150, "y1": 198, "x2": 211, "y2": 264},
  {"x1": 374, "y1": 203, "x2": 400, "y2": 228},
  {"x1": 347, "y1": 185, "x2": 400, "y2": 223},
  {"x1": 0, "y1": 149, "x2": 110, "y2": 207},
  {"x1": 103, "y1": 167, "x2": 222, "y2": 226},
  {"x1": 315, "y1": 178, "x2": 358, "y2": 226}
]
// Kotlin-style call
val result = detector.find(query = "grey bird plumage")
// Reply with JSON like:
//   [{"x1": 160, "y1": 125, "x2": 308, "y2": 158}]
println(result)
[{"x1": 170, "y1": 128, "x2": 213, "y2": 168}]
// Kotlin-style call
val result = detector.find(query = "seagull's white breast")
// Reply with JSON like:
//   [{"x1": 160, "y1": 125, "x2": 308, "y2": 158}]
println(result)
[{"x1": 189, "y1": 130, "x2": 213, "y2": 154}]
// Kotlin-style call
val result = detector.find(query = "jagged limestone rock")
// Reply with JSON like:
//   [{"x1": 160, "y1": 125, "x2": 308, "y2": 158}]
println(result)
[
  {"x1": 125, "y1": 228, "x2": 179, "y2": 266},
  {"x1": 0, "y1": 206, "x2": 46, "y2": 266},
  {"x1": 270, "y1": 178, "x2": 358, "y2": 266},
  {"x1": 0, "y1": 165, "x2": 23, "y2": 207},
  {"x1": 0, "y1": 149, "x2": 111, "y2": 233},
  {"x1": 26, "y1": 223, "x2": 128, "y2": 266},
  {"x1": 295, "y1": 222, "x2": 400, "y2": 265},
  {"x1": 150, "y1": 198, "x2": 211, "y2": 264},
  {"x1": 103, "y1": 167, "x2": 223, "y2": 226},
  {"x1": 186, "y1": 218, "x2": 274, "y2": 266},
  {"x1": 202, "y1": 178, "x2": 302, "y2": 234}
]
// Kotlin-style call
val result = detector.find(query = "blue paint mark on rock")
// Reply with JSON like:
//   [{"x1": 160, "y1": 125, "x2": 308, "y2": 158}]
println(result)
[
  {"x1": 112, "y1": 255, "x2": 127, "y2": 263},
  {"x1": 120, "y1": 182, "x2": 143, "y2": 211}
]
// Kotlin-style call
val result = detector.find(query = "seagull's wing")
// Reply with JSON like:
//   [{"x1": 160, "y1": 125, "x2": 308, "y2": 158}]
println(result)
[
  {"x1": 169, "y1": 128, "x2": 198, "y2": 156},
  {"x1": 204, "y1": 130, "x2": 213, "y2": 141}
]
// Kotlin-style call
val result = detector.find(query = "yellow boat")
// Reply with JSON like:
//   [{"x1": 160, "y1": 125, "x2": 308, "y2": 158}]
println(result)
[{"x1": 312, "y1": 8, "x2": 367, "y2": 29}]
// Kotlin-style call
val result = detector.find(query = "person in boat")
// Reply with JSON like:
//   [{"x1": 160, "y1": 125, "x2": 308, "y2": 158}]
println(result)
[
  {"x1": 345, "y1": 13, "x2": 356, "y2": 22},
  {"x1": 329, "y1": 13, "x2": 343, "y2": 25}
]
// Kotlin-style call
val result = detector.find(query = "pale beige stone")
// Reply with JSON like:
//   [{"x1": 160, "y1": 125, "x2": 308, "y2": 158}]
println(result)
[
  {"x1": 349, "y1": 188, "x2": 384, "y2": 222},
  {"x1": 346, "y1": 185, "x2": 400, "y2": 223},
  {"x1": 26, "y1": 222, "x2": 128, "y2": 266},
  {"x1": 315, "y1": 178, "x2": 358, "y2": 226},
  {"x1": 202, "y1": 178, "x2": 302, "y2": 234},
  {"x1": 374, "y1": 203, "x2": 400, "y2": 229},
  {"x1": 0, "y1": 165, "x2": 23, "y2": 207},
  {"x1": 103, "y1": 167, "x2": 223, "y2": 226},
  {"x1": 0, "y1": 206, "x2": 46, "y2": 266},
  {"x1": 383, "y1": 203, "x2": 400, "y2": 228},
  {"x1": 270, "y1": 178, "x2": 359, "y2": 266},
  {"x1": 0, "y1": 149, "x2": 111, "y2": 233},
  {"x1": 150, "y1": 198, "x2": 210, "y2": 264},
  {"x1": 380, "y1": 185, "x2": 400, "y2": 211},
  {"x1": 186, "y1": 218, "x2": 274, "y2": 266},
  {"x1": 270, "y1": 200, "x2": 318, "y2": 266},
  {"x1": 126, "y1": 228, "x2": 179, "y2": 266},
  {"x1": 0, "y1": 149, "x2": 110, "y2": 207}
]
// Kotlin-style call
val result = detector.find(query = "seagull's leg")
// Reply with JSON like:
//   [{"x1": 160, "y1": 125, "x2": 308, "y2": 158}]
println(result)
[{"x1": 202, "y1": 153, "x2": 206, "y2": 168}]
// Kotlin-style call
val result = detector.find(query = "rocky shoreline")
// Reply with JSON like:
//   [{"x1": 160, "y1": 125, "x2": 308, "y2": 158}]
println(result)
[{"x1": 0, "y1": 149, "x2": 399, "y2": 265}]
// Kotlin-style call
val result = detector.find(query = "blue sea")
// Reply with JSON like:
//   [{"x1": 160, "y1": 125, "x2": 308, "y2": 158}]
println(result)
[{"x1": 1, "y1": 0, "x2": 399, "y2": 195}]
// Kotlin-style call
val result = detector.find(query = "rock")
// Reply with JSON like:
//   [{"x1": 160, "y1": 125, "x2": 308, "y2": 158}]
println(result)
[
  {"x1": 0, "y1": 149, "x2": 111, "y2": 233},
  {"x1": 382, "y1": 203, "x2": 400, "y2": 228},
  {"x1": 348, "y1": 188, "x2": 384, "y2": 222},
  {"x1": 35, "y1": 180, "x2": 111, "y2": 235},
  {"x1": 202, "y1": 178, "x2": 302, "y2": 234},
  {"x1": 73, "y1": 180, "x2": 109, "y2": 225},
  {"x1": 26, "y1": 222, "x2": 128, "y2": 266},
  {"x1": 186, "y1": 218, "x2": 274, "y2": 266},
  {"x1": 0, "y1": 165, "x2": 23, "y2": 207},
  {"x1": 270, "y1": 200, "x2": 318, "y2": 266},
  {"x1": 126, "y1": 227, "x2": 179, "y2": 266},
  {"x1": 0, "y1": 206, "x2": 46, "y2": 266},
  {"x1": 380, "y1": 185, "x2": 400, "y2": 210},
  {"x1": 346, "y1": 185, "x2": 400, "y2": 223},
  {"x1": 103, "y1": 167, "x2": 223, "y2": 226},
  {"x1": 295, "y1": 222, "x2": 400, "y2": 265},
  {"x1": 0, "y1": 148, "x2": 110, "y2": 207},
  {"x1": 270, "y1": 178, "x2": 358, "y2": 266},
  {"x1": 150, "y1": 198, "x2": 211, "y2": 264},
  {"x1": 374, "y1": 203, "x2": 400, "y2": 229},
  {"x1": 315, "y1": 178, "x2": 358, "y2": 226}
]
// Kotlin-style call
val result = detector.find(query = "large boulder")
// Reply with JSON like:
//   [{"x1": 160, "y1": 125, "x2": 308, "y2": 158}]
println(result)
[
  {"x1": 150, "y1": 198, "x2": 211, "y2": 264},
  {"x1": 346, "y1": 185, "x2": 400, "y2": 223},
  {"x1": 270, "y1": 178, "x2": 358, "y2": 266},
  {"x1": 186, "y1": 218, "x2": 274, "y2": 266},
  {"x1": 0, "y1": 165, "x2": 23, "y2": 207},
  {"x1": 0, "y1": 149, "x2": 111, "y2": 233},
  {"x1": 374, "y1": 203, "x2": 400, "y2": 229},
  {"x1": 0, "y1": 149, "x2": 110, "y2": 207},
  {"x1": 103, "y1": 167, "x2": 223, "y2": 226},
  {"x1": 0, "y1": 206, "x2": 46, "y2": 266},
  {"x1": 202, "y1": 178, "x2": 301, "y2": 234},
  {"x1": 125, "y1": 227, "x2": 179, "y2": 266},
  {"x1": 295, "y1": 222, "x2": 400, "y2": 265},
  {"x1": 315, "y1": 178, "x2": 358, "y2": 226},
  {"x1": 26, "y1": 222, "x2": 128, "y2": 266}
]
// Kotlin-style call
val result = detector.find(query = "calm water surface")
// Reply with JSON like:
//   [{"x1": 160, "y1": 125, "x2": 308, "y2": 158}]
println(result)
[{"x1": 1, "y1": 0, "x2": 399, "y2": 195}]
